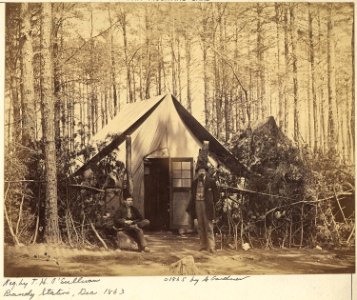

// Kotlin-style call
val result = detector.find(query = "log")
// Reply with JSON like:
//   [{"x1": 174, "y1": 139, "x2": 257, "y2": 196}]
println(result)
[{"x1": 117, "y1": 231, "x2": 138, "y2": 250}]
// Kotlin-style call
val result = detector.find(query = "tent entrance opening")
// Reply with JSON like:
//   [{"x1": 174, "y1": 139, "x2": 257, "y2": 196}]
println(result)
[{"x1": 144, "y1": 158, "x2": 170, "y2": 230}]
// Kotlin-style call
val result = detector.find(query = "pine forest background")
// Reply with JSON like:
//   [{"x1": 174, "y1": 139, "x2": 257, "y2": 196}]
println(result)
[{"x1": 3, "y1": 2, "x2": 355, "y2": 248}]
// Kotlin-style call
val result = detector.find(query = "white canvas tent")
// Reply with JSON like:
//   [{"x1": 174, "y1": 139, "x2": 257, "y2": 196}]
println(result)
[{"x1": 74, "y1": 94, "x2": 247, "y2": 230}]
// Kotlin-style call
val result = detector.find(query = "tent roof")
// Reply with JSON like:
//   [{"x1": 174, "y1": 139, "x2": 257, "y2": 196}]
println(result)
[
  {"x1": 91, "y1": 94, "x2": 165, "y2": 143},
  {"x1": 72, "y1": 94, "x2": 249, "y2": 177},
  {"x1": 172, "y1": 96, "x2": 249, "y2": 176}
]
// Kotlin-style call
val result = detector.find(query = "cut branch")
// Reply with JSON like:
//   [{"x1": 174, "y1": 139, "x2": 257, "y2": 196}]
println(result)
[
  {"x1": 4, "y1": 185, "x2": 20, "y2": 246},
  {"x1": 90, "y1": 222, "x2": 108, "y2": 250},
  {"x1": 69, "y1": 184, "x2": 104, "y2": 193},
  {"x1": 15, "y1": 194, "x2": 25, "y2": 236}
]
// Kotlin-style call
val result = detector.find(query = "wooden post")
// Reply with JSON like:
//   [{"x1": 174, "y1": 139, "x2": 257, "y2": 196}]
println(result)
[
  {"x1": 202, "y1": 141, "x2": 209, "y2": 160},
  {"x1": 196, "y1": 140, "x2": 209, "y2": 173},
  {"x1": 126, "y1": 135, "x2": 134, "y2": 196}
]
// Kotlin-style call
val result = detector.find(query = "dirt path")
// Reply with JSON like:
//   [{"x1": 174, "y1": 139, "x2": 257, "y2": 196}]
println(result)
[{"x1": 4, "y1": 233, "x2": 355, "y2": 277}]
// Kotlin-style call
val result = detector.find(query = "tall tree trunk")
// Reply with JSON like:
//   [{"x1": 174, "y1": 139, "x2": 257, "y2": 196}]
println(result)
[
  {"x1": 170, "y1": 15, "x2": 177, "y2": 96},
  {"x1": 351, "y1": 12, "x2": 355, "y2": 162},
  {"x1": 70, "y1": 82, "x2": 75, "y2": 152},
  {"x1": 327, "y1": 4, "x2": 338, "y2": 153},
  {"x1": 233, "y1": 21, "x2": 246, "y2": 130},
  {"x1": 144, "y1": 8, "x2": 151, "y2": 99},
  {"x1": 6, "y1": 5, "x2": 21, "y2": 147},
  {"x1": 120, "y1": 10, "x2": 132, "y2": 103},
  {"x1": 93, "y1": 86, "x2": 98, "y2": 134},
  {"x1": 77, "y1": 82, "x2": 83, "y2": 149},
  {"x1": 185, "y1": 34, "x2": 192, "y2": 113},
  {"x1": 289, "y1": 4, "x2": 299, "y2": 144},
  {"x1": 41, "y1": 2, "x2": 60, "y2": 244},
  {"x1": 132, "y1": 64, "x2": 136, "y2": 100},
  {"x1": 308, "y1": 4, "x2": 318, "y2": 153},
  {"x1": 275, "y1": 3, "x2": 284, "y2": 129},
  {"x1": 108, "y1": 8, "x2": 119, "y2": 114},
  {"x1": 139, "y1": 22, "x2": 144, "y2": 99},
  {"x1": 283, "y1": 5, "x2": 290, "y2": 135},
  {"x1": 79, "y1": 81, "x2": 85, "y2": 148},
  {"x1": 201, "y1": 9, "x2": 210, "y2": 130},
  {"x1": 62, "y1": 81, "x2": 68, "y2": 153},
  {"x1": 156, "y1": 38, "x2": 161, "y2": 95},
  {"x1": 317, "y1": 12, "x2": 327, "y2": 154},
  {"x1": 87, "y1": 9, "x2": 94, "y2": 140},
  {"x1": 221, "y1": 17, "x2": 231, "y2": 142},
  {"x1": 342, "y1": 83, "x2": 349, "y2": 162},
  {"x1": 10, "y1": 73, "x2": 21, "y2": 144},
  {"x1": 177, "y1": 37, "x2": 182, "y2": 99},
  {"x1": 104, "y1": 87, "x2": 109, "y2": 125},
  {"x1": 100, "y1": 87, "x2": 105, "y2": 128},
  {"x1": 249, "y1": 67, "x2": 253, "y2": 124},
  {"x1": 52, "y1": 4, "x2": 63, "y2": 151},
  {"x1": 213, "y1": 13, "x2": 221, "y2": 139},
  {"x1": 20, "y1": 3, "x2": 36, "y2": 147},
  {"x1": 256, "y1": 3, "x2": 265, "y2": 120}
]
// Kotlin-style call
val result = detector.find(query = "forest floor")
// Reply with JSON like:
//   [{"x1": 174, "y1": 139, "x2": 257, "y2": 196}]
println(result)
[{"x1": 4, "y1": 232, "x2": 355, "y2": 277}]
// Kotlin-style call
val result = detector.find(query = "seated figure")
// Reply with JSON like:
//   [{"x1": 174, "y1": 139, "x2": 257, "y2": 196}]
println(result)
[{"x1": 113, "y1": 196, "x2": 150, "y2": 252}]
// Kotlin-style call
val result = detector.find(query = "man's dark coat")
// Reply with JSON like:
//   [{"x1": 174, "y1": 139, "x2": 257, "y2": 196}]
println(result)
[
  {"x1": 187, "y1": 176, "x2": 219, "y2": 220},
  {"x1": 113, "y1": 206, "x2": 143, "y2": 228}
]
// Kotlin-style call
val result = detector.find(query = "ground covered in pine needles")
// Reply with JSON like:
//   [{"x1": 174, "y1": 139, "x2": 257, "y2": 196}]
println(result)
[{"x1": 4, "y1": 232, "x2": 355, "y2": 277}]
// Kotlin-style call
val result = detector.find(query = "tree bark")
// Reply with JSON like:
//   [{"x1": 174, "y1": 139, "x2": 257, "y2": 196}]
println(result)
[
  {"x1": 351, "y1": 12, "x2": 355, "y2": 162},
  {"x1": 289, "y1": 4, "x2": 300, "y2": 144},
  {"x1": 119, "y1": 9, "x2": 132, "y2": 103},
  {"x1": 177, "y1": 37, "x2": 182, "y2": 99},
  {"x1": 10, "y1": 74, "x2": 21, "y2": 144},
  {"x1": 41, "y1": 3, "x2": 60, "y2": 244},
  {"x1": 317, "y1": 12, "x2": 327, "y2": 154},
  {"x1": 170, "y1": 14, "x2": 177, "y2": 96},
  {"x1": 221, "y1": 16, "x2": 231, "y2": 142},
  {"x1": 62, "y1": 80, "x2": 68, "y2": 153},
  {"x1": 275, "y1": 3, "x2": 284, "y2": 130},
  {"x1": 6, "y1": 4, "x2": 21, "y2": 146},
  {"x1": 52, "y1": 4, "x2": 63, "y2": 150},
  {"x1": 144, "y1": 7, "x2": 152, "y2": 99},
  {"x1": 308, "y1": 4, "x2": 318, "y2": 153},
  {"x1": 185, "y1": 34, "x2": 192, "y2": 113},
  {"x1": 256, "y1": 3, "x2": 265, "y2": 120},
  {"x1": 157, "y1": 37, "x2": 163, "y2": 96},
  {"x1": 283, "y1": 5, "x2": 290, "y2": 135},
  {"x1": 20, "y1": 3, "x2": 36, "y2": 147},
  {"x1": 108, "y1": 8, "x2": 119, "y2": 114},
  {"x1": 200, "y1": 6, "x2": 210, "y2": 130},
  {"x1": 327, "y1": 4, "x2": 338, "y2": 153}
]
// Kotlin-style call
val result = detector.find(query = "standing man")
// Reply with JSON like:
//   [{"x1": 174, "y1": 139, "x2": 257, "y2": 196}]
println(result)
[
  {"x1": 188, "y1": 165, "x2": 219, "y2": 253},
  {"x1": 113, "y1": 195, "x2": 150, "y2": 252}
]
